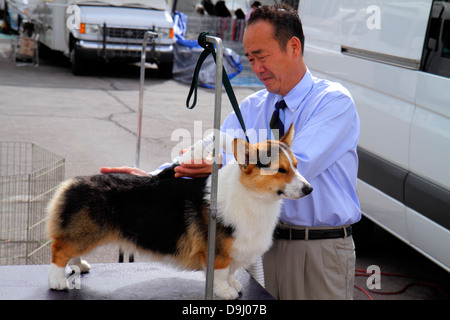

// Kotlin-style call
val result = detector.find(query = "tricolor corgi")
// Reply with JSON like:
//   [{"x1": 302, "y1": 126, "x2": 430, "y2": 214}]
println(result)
[{"x1": 46, "y1": 124, "x2": 312, "y2": 299}]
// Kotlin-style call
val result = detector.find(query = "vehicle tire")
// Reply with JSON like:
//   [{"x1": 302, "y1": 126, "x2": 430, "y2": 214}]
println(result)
[
  {"x1": 38, "y1": 42, "x2": 52, "y2": 59},
  {"x1": 158, "y1": 61, "x2": 173, "y2": 79},
  {"x1": 70, "y1": 46, "x2": 86, "y2": 76}
]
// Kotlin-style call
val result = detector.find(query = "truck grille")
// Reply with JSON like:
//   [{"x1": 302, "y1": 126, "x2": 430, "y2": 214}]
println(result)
[
  {"x1": 96, "y1": 25, "x2": 164, "y2": 61},
  {"x1": 104, "y1": 27, "x2": 152, "y2": 40}
]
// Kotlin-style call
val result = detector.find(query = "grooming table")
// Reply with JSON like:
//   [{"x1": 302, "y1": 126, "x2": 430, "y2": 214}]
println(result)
[{"x1": 0, "y1": 262, "x2": 273, "y2": 300}]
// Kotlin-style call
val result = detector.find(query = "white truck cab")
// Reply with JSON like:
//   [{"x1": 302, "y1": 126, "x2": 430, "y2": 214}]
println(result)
[
  {"x1": 299, "y1": 0, "x2": 450, "y2": 272},
  {"x1": 6, "y1": 0, "x2": 175, "y2": 75}
]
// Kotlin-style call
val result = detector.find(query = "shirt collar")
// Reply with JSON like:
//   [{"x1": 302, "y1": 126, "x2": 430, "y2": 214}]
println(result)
[{"x1": 274, "y1": 68, "x2": 314, "y2": 112}]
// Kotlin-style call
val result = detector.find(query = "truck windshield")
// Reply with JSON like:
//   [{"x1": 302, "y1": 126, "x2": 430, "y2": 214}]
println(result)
[{"x1": 72, "y1": 0, "x2": 168, "y2": 10}]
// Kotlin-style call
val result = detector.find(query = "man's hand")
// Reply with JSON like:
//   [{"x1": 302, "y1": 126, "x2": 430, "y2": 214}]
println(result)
[
  {"x1": 100, "y1": 166, "x2": 150, "y2": 177},
  {"x1": 174, "y1": 160, "x2": 212, "y2": 178},
  {"x1": 174, "y1": 153, "x2": 221, "y2": 178}
]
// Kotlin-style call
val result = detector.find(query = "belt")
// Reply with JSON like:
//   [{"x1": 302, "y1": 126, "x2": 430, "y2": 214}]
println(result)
[{"x1": 274, "y1": 225, "x2": 352, "y2": 240}]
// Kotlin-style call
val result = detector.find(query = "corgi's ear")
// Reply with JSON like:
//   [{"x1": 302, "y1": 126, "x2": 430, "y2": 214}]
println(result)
[
  {"x1": 280, "y1": 124, "x2": 295, "y2": 147},
  {"x1": 233, "y1": 138, "x2": 257, "y2": 173}
]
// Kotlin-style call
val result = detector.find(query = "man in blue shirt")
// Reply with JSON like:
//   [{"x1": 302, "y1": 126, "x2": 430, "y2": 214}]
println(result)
[
  {"x1": 180, "y1": 5, "x2": 359, "y2": 299},
  {"x1": 102, "y1": 4, "x2": 360, "y2": 299}
]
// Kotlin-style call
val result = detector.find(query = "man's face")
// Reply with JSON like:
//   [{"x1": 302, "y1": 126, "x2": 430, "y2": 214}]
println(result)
[{"x1": 243, "y1": 20, "x2": 300, "y2": 96}]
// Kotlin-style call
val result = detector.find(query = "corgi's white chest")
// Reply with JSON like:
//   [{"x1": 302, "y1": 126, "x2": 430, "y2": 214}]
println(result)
[{"x1": 214, "y1": 164, "x2": 282, "y2": 268}]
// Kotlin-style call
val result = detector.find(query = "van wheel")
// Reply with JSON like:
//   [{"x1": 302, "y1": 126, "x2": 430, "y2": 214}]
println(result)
[{"x1": 70, "y1": 46, "x2": 86, "y2": 76}]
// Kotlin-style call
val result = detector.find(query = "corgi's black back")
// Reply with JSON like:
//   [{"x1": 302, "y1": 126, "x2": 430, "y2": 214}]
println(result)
[{"x1": 56, "y1": 165, "x2": 214, "y2": 255}]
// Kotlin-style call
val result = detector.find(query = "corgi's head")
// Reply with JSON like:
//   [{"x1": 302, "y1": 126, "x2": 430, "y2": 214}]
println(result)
[{"x1": 232, "y1": 124, "x2": 313, "y2": 200}]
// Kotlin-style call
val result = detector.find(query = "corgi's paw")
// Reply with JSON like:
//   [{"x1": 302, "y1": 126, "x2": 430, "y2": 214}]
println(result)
[
  {"x1": 48, "y1": 263, "x2": 68, "y2": 290},
  {"x1": 78, "y1": 259, "x2": 91, "y2": 273},
  {"x1": 230, "y1": 279, "x2": 243, "y2": 293},
  {"x1": 70, "y1": 257, "x2": 90, "y2": 273},
  {"x1": 214, "y1": 282, "x2": 239, "y2": 300}
]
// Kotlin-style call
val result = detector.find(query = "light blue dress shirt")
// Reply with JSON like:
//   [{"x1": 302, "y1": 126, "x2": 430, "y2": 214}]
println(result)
[{"x1": 221, "y1": 69, "x2": 361, "y2": 227}]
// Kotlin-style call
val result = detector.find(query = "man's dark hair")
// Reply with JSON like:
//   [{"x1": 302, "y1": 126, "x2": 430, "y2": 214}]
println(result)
[{"x1": 247, "y1": 4, "x2": 305, "y2": 54}]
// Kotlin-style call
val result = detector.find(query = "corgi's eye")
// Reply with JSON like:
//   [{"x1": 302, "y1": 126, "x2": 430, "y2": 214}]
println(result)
[{"x1": 277, "y1": 168, "x2": 287, "y2": 174}]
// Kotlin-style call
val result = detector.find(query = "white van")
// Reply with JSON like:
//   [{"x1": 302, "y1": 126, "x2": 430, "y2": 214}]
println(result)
[
  {"x1": 5, "y1": 0, "x2": 175, "y2": 75},
  {"x1": 298, "y1": 0, "x2": 450, "y2": 272}
]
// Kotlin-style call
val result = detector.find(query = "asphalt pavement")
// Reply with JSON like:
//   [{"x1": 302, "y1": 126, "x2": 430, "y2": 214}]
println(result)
[
  {"x1": 0, "y1": 35, "x2": 259, "y2": 265},
  {"x1": 1, "y1": 34, "x2": 449, "y2": 301}
]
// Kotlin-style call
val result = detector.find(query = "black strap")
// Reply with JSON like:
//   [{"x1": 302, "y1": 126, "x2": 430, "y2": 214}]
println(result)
[{"x1": 186, "y1": 32, "x2": 249, "y2": 142}]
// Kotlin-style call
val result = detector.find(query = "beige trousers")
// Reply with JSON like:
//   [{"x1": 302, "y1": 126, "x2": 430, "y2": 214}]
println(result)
[{"x1": 263, "y1": 232, "x2": 355, "y2": 300}]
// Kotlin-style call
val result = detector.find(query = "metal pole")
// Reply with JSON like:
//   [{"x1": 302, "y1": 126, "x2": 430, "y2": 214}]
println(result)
[
  {"x1": 204, "y1": 35, "x2": 223, "y2": 300},
  {"x1": 136, "y1": 31, "x2": 158, "y2": 168},
  {"x1": 118, "y1": 31, "x2": 158, "y2": 264}
]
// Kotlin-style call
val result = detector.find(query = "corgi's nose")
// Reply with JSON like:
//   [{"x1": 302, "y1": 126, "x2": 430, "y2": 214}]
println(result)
[{"x1": 302, "y1": 185, "x2": 313, "y2": 196}]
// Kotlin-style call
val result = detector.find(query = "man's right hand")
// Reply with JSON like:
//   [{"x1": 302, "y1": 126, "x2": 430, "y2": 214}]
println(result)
[{"x1": 100, "y1": 166, "x2": 150, "y2": 177}]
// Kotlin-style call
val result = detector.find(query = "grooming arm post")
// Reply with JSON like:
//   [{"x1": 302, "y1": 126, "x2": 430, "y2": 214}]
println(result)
[
  {"x1": 136, "y1": 31, "x2": 158, "y2": 168},
  {"x1": 119, "y1": 31, "x2": 157, "y2": 264},
  {"x1": 204, "y1": 35, "x2": 223, "y2": 300}
]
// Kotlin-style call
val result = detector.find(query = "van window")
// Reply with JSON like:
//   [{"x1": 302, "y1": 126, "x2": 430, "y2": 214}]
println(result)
[{"x1": 421, "y1": 0, "x2": 450, "y2": 78}]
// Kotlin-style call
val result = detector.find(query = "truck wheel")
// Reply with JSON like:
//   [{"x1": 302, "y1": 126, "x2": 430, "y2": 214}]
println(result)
[
  {"x1": 158, "y1": 61, "x2": 173, "y2": 79},
  {"x1": 70, "y1": 47, "x2": 86, "y2": 76}
]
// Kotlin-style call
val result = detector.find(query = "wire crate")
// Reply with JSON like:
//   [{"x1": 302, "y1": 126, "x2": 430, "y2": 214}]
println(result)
[
  {"x1": 0, "y1": 142, "x2": 65, "y2": 265},
  {"x1": 185, "y1": 15, "x2": 246, "y2": 45}
]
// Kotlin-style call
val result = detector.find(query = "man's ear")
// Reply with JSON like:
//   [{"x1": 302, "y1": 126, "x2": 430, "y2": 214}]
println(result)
[
  {"x1": 289, "y1": 36, "x2": 302, "y2": 58},
  {"x1": 233, "y1": 138, "x2": 257, "y2": 173},
  {"x1": 280, "y1": 123, "x2": 295, "y2": 147}
]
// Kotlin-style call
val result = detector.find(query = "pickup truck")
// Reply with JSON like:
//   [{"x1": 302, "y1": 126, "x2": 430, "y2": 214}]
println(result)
[
  {"x1": 5, "y1": 0, "x2": 175, "y2": 76},
  {"x1": 299, "y1": 0, "x2": 450, "y2": 272}
]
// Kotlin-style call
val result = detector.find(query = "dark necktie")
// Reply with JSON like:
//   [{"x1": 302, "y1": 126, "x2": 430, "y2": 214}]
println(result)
[{"x1": 270, "y1": 99, "x2": 287, "y2": 138}]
